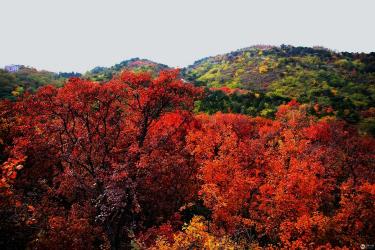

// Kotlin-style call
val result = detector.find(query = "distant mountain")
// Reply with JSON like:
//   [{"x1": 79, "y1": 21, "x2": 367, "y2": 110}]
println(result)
[
  {"x1": 1, "y1": 46, "x2": 374, "y2": 134},
  {"x1": 183, "y1": 45, "x2": 375, "y2": 91},
  {"x1": 84, "y1": 58, "x2": 169, "y2": 82},
  {"x1": 0, "y1": 58, "x2": 168, "y2": 99},
  {"x1": 0, "y1": 66, "x2": 74, "y2": 100},
  {"x1": 182, "y1": 45, "x2": 375, "y2": 132}
]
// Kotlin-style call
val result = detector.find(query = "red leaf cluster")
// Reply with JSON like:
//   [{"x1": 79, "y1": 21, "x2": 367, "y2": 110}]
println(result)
[{"x1": 0, "y1": 71, "x2": 373, "y2": 249}]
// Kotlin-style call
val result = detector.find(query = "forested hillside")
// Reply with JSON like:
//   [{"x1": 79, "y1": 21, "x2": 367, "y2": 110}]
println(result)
[
  {"x1": 0, "y1": 58, "x2": 166, "y2": 100},
  {"x1": 84, "y1": 58, "x2": 169, "y2": 82},
  {"x1": 183, "y1": 45, "x2": 375, "y2": 135},
  {"x1": 0, "y1": 67, "x2": 75, "y2": 100},
  {"x1": 2, "y1": 46, "x2": 374, "y2": 135}
]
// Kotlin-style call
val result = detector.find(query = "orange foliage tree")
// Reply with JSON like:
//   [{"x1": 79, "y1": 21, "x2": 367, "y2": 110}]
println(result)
[
  {"x1": 186, "y1": 102, "x2": 374, "y2": 248},
  {"x1": 1, "y1": 72, "x2": 374, "y2": 249},
  {"x1": 0, "y1": 70, "x2": 201, "y2": 249}
]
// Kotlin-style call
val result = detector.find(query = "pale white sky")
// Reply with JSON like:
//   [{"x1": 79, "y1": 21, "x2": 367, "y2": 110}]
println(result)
[{"x1": 1, "y1": 0, "x2": 374, "y2": 72}]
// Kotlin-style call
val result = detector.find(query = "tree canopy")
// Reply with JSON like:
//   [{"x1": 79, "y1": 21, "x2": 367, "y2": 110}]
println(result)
[{"x1": 1, "y1": 69, "x2": 374, "y2": 249}]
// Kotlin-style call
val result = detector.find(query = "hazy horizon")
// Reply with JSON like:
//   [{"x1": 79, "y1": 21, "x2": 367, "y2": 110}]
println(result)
[{"x1": 1, "y1": 0, "x2": 374, "y2": 73}]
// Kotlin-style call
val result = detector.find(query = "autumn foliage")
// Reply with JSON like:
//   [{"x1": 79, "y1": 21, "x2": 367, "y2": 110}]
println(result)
[{"x1": 0, "y1": 70, "x2": 374, "y2": 249}]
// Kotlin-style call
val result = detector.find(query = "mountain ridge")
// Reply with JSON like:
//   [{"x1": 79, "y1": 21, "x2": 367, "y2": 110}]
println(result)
[{"x1": 1, "y1": 45, "x2": 374, "y2": 134}]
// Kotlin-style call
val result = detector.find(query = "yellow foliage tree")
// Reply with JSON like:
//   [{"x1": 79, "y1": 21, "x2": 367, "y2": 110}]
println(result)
[
  {"x1": 152, "y1": 216, "x2": 236, "y2": 250},
  {"x1": 258, "y1": 64, "x2": 268, "y2": 74}
]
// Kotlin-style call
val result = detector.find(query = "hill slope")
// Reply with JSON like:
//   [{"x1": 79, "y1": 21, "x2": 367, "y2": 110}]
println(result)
[
  {"x1": 183, "y1": 45, "x2": 375, "y2": 133},
  {"x1": 183, "y1": 45, "x2": 375, "y2": 90},
  {"x1": 84, "y1": 58, "x2": 169, "y2": 82},
  {"x1": 1, "y1": 46, "x2": 374, "y2": 134},
  {"x1": 0, "y1": 66, "x2": 75, "y2": 100}
]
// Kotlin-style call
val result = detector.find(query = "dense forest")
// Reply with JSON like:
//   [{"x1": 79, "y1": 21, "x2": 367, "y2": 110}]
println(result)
[
  {"x1": 184, "y1": 45, "x2": 375, "y2": 135},
  {"x1": 84, "y1": 58, "x2": 169, "y2": 82},
  {"x1": 0, "y1": 46, "x2": 374, "y2": 249},
  {"x1": 2, "y1": 46, "x2": 375, "y2": 135},
  {"x1": 0, "y1": 67, "x2": 81, "y2": 101}
]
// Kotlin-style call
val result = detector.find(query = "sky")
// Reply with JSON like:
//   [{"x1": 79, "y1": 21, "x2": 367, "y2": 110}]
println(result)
[{"x1": 1, "y1": 0, "x2": 374, "y2": 73}]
